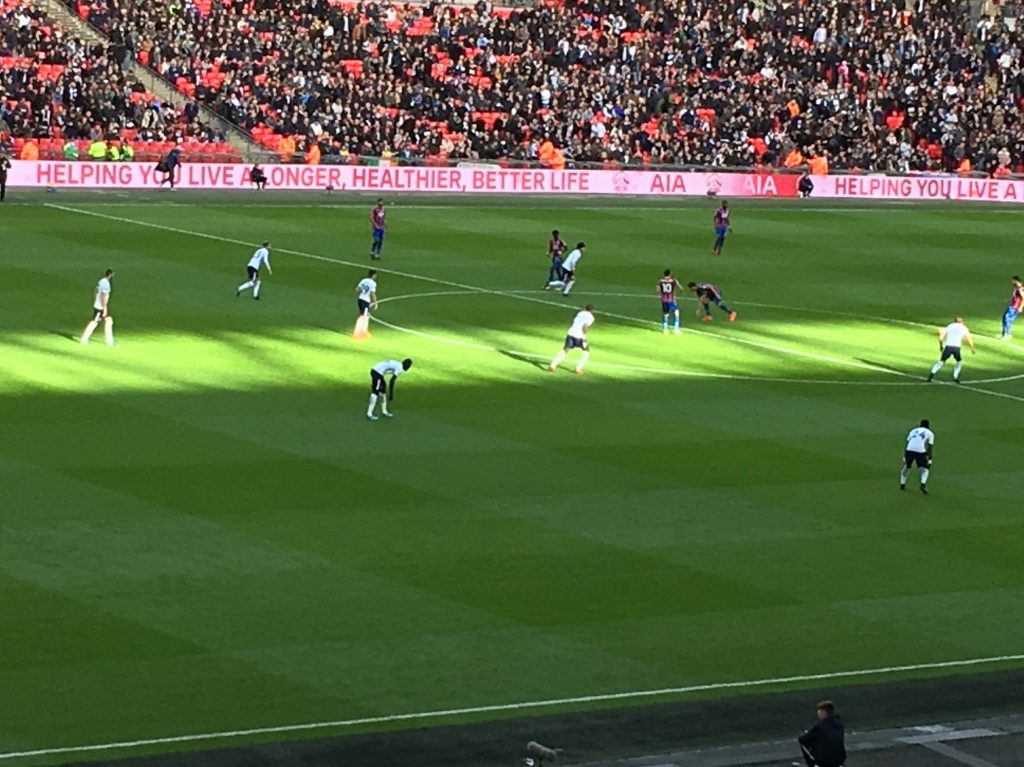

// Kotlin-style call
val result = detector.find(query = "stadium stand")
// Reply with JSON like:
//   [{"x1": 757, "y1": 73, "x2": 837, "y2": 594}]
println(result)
[
  {"x1": 11, "y1": 0, "x2": 1024, "y2": 173},
  {"x1": 0, "y1": 1, "x2": 236, "y2": 160}
]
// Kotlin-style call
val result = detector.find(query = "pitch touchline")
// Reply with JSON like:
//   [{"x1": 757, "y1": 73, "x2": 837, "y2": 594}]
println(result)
[
  {"x1": 44, "y1": 204, "x2": 1023, "y2": 403},
  {"x1": 1, "y1": 653, "x2": 1021, "y2": 761}
]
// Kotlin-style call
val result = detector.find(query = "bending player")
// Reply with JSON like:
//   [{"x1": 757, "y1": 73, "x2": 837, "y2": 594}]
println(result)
[
  {"x1": 367, "y1": 358, "x2": 412, "y2": 420},
  {"x1": 687, "y1": 281, "x2": 737, "y2": 322}
]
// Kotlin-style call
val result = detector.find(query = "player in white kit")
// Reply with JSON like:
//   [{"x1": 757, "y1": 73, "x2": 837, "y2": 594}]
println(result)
[
  {"x1": 367, "y1": 358, "x2": 412, "y2": 420},
  {"x1": 547, "y1": 242, "x2": 585, "y2": 296},
  {"x1": 549, "y1": 305, "x2": 595, "y2": 374},
  {"x1": 927, "y1": 317, "x2": 975, "y2": 383},
  {"x1": 236, "y1": 241, "x2": 272, "y2": 300},
  {"x1": 80, "y1": 269, "x2": 115, "y2": 346},
  {"x1": 901, "y1": 419, "x2": 934, "y2": 494},
  {"x1": 353, "y1": 269, "x2": 378, "y2": 339}
]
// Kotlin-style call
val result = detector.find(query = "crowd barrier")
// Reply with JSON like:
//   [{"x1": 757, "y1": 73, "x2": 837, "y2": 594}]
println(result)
[{"x1": 9, "y1": 161, "x2": 1024, "y2": 203}]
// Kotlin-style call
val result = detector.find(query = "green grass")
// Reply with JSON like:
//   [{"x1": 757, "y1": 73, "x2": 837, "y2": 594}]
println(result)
[{"x1": 1, "y1": 195, "x2": 1023, "y2": 764}]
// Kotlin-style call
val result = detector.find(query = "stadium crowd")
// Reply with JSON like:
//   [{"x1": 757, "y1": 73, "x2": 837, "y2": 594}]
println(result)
[
  {"x1": 5, "y1": 0, "x2": 1024, "y2": 174},
  {"x1": 0, "y1": 0, "x2": 227, "y2": 158}
]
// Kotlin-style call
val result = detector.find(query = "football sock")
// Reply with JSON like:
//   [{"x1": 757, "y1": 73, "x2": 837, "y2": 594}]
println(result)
[
  {"x1": 562, "y1": 279, "x2": 575, "y2": 296},
  {"x1": 380, "y1": 394, "x2": 390, "y2": 415},
  {"x1": 576, "y1": 351, "x2": 590, "y2": 371},
  {"x1": 953, "y1": 362, "x2": 963, "y2": 379},
  {"x1": 550, "y1": 350, "x2": 566, "y2": 369},
  {"x1": 920, "y1": 468, "x2": 930, "y2": 485},
  {"x1": 367, "y1": 394, "x2": 377, "y2": 416},
  {"x1": 237, "y1": 281, "x2": 253, "y2": 293},
  {"x1": 354, "y1": 315, "x2": 369, "y2": 336},
  {"x1": 253, "y1": 281, "x2": 261, "y2": 298},
  {"x1": 104, "y1": 318, "x2": 114, "y2": 346},
  {"x1": 719, "y1": 302, "x2": 733, "y2": 313},
  {"x1": 81, "y1": 321, "x2": 97, "y2": 342},
  {"x1": 900, "y1": 466, "x2": 909, "y2": 485},
  {"x1": 930, "y1": 361, "x2": 944, "y2": 375},
  {"x1": 673, "y1": 313, "x2": 680, "y2": 329},
  {"x1": 662, "y1": 317, "x2": 668, "y2": 330},
  {"x1": 714, "y1": 237, "x2": 724, "y2": 251}
]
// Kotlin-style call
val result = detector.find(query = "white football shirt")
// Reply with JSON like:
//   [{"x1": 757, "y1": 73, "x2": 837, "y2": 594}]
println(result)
[
  {"x1": 248, "y1": 247, "x2": 271, "y2": 271},
  {"x1": 94, "y1": 277, "x2": 111, "y2": 310},
  {"x1": 357, "y1": 278, "x2": 377, "y2": 301},
  {"x1": 942, "y1": 321, "x2": 969, "y2": 347},
  {"x1": 905, "y1": 426, "x2": 935, "y2": 453},
  {"x1": 567, "y1": 309, "x2": 595, "y2": 339},
  {"x1": 562, "y1": 248, "x2": 583, "y2": 272},
  {"x1": 373, "y1": 359, "x2": 405, "y2": 377}
]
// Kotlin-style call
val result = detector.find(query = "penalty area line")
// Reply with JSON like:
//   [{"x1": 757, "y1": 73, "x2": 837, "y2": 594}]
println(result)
[{"x1": 2, "y1": 653, "x2": 1023, "y2": 761}]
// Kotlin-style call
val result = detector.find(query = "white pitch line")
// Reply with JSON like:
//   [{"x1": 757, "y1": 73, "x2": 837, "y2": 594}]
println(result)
[
  {"x1": 44, "y1": 203, "x2": 912, "y2": 380},
  {"x1": 1, "y1": 653, "x2": 1022, "y2": 761},
  {"x1": 45, "y1": 204, "x2": 1024, "y2": 403}
]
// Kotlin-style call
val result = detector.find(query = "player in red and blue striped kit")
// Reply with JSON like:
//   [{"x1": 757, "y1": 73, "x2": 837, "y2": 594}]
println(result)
[
  {"x1": 545, "y1": 229, "x2": 567, "y2": 288},
  {"x1": 712, "y1": 201, "x2": 731, "y2": 255},
  {"x1": 1001, "y1": 275, "x2": 1022, "y2": 339},
  {"x1": 688, "y1": 281, "x2": 737, "y2": 322},
  {"x1": 370, "y1": 198, "x2": 387, "y2": 260},
  {"x1": 657, "y1": 269, "x2": 682, "y2": 334}
]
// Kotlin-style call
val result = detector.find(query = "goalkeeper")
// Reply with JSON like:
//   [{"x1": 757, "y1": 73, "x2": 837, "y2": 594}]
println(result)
[{"x1": 367, "y1": 359, "x2": 413, "y2": 420}]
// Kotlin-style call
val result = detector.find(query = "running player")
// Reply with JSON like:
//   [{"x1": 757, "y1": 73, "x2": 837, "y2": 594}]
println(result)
[
  {"x1": 80, "y1": 268, "x2": 115, "y2": 346},
  {"x1": 657, "y1": 269, "x2": 682, "y2": 334},
  {"x1": 367, "y1": 358, "x2": 412, "y2": 420},
  {"x1": 353, "y1": 269, "x2": 378, "y2": 339},
  {"x1": 712, "y1": 200, "x2": 731, "y2": 255},
  {"x1": 544, "y1": 229, "x2": 567, "y2": 289},
  {"x1": 370, "y1": 198, "x2": 386, "y2": 259},
  {"x1": 236, "y1": 241, "x2": 272, "y2": 299},
  {"x1": 901, "y1": 418, "x2": 934, "y2": 494},
  {"x1": 548, "y1": 242, "x2": 585, "y2": 296},
  {"x1": 927, "y1": 317, "x2": 975, "y2": 383},
  {"x1": 1001, "y1": 275, "x2": 1022, "y2": 339},
  {"x1": 687, "y1": 281, "x2": 737, "y2": 322},
  {"x1": 548, "y1": 304, "x2": 595, "y2": 374}
]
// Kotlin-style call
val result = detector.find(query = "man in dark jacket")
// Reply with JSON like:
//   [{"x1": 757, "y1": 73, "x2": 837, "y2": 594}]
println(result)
[
  {"x1": 798, "y1": 700, "x2": 846, "y2": 767},
  {"x1": 0, "y1": 151, "x2": 10, "y2": 202}
]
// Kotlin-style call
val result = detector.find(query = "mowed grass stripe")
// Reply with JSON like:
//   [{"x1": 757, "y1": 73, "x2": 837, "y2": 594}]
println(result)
[{"x1": 0, "y1": 201, "x2": 1020, "y2": 759}]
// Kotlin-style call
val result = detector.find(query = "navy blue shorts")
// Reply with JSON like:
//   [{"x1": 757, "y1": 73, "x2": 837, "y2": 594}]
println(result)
[
  {"x1": 373, "y1": 227, "x2": 385, "y2": 241},
  {"x1": 564, "y1": 335, "x2": 589, "y2": 351},
  {"x1": 370, "y1": 370, "x2": 387, "y2": 394},
  {"x1": 90, "y1": 306, "x2": 107, "y2": 322},
  {"x1": 940, "y1": 346, "x2": 962, "y2": 362},
  {"x1": 247, "y1": 266, "x2": 259, "y2": 281},
  {"x1": 358, "y1": 298, "x2": 371, "y2": 315},
  {"x1": 715, "y1": 226, "x2": 728, "y2": 238},
  {"x1": 662, "y1": 301, "x2": 678, "y2": 314},
  {"x1": 904, "y1": 451, "x2": 929, "y2": 468}
]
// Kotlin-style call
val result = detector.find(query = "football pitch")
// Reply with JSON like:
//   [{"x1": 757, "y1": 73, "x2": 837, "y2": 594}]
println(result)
[{"x1": 1, "y1": 194, "x2": 1023, "y2": 765}]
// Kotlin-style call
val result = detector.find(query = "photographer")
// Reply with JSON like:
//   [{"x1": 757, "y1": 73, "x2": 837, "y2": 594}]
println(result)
[
  {"x1": 798, "y1": 701, "x2": 846, "y2": 767},
  {"x1": 0, "y1": 151, "x2": 10, "y2": 202},
  {"x1": 250, "y1": 162, "x2": 267, "y2": 190},
  {"x1": 798, "y1": 171, "x2": 814, "y2": 198}
]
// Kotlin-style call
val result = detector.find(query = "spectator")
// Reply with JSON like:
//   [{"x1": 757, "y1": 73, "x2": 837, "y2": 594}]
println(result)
[
  {"x1": 798, "y1": 700, "x2": 846, "y2": 767},
  {"x1": 250, "y1": 162, "x2": 267, "y2": 190},
  {"x1": 63, "y1": 139, "x2": 79, "y2": 160},
  {"x1": 0, "y1": 151, "x2": 10, "y2": 202}
]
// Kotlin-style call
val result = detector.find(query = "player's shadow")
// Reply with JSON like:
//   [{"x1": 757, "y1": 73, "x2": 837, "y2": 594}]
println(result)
[{"x1": 497, "y1": 349, "x2": 549, "y2": 370}]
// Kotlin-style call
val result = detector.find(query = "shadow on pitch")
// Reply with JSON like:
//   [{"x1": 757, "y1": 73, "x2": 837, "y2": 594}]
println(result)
[{"x1": 497, "y1": 349, "x2": 549, "y2": 370}]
